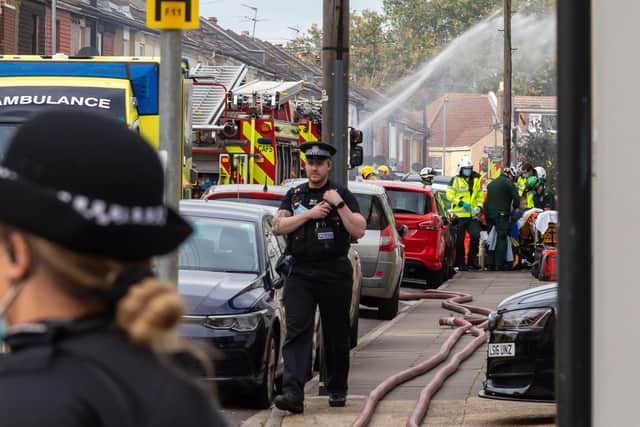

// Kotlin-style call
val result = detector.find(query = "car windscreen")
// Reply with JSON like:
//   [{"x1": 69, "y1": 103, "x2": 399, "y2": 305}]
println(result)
[
  {"x1": 179, "y1": 217, "x2": 259, "y2": 273},
  {"x1": 0, "y1": 124, "x2": 17, "y2": 161},
  {"x1": 212, "y1": 196, "x2": 282, "y2": 208},
  {"x1": 385, "y1": 189, "x2": 431, "y2": 215}
]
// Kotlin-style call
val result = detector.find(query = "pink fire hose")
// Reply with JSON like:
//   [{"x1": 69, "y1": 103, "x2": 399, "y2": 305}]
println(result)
[{"x1": 351, "y1": 289, "x2": 493, "y2": 427}]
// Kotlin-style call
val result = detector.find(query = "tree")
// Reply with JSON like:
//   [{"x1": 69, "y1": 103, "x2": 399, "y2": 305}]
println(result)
[
  {"x1": 350, "y1": 10, "x2": 390, "y2": 87},
  {"x1": 286, "y1": 24, "x2": 322, "y2": 66},
  {"x1": 513, "y1": 122, "x2": 557, "y2": 190}
]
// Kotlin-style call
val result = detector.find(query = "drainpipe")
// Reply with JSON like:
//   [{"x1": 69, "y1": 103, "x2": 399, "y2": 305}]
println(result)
[{"x1": 51, "y1": 0, "x2": 57, "y2": 55}]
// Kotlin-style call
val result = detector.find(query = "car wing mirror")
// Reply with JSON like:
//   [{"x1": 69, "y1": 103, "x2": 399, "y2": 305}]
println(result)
[{"x1": 397, "y1": 224, "x2": 409, "y2": 237}]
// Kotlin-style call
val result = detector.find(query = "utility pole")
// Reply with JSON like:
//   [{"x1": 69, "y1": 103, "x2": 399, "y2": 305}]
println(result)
[
  {"x1": 323, "y1": 0, "x2": 349, "y2": 186},
  {"x1": 442, "y1": 96, "x2": 448, "y2": 175},
  {"x1": 147, "y1": 0, "x2": 199, "y2": 283},
  {"x1": 51, "y1": 0, "x2": 57, "y2": 54},
  {"x1": 156, "y1": 29, "x2": 182, "y2": 283},
  {"x1": 503, "y1": 0, "x2": 512, "y2": 166}
]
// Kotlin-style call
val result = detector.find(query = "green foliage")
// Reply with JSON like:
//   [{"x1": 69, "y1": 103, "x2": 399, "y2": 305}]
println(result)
[
  {"x1": 514, "y1": 122, "x2": 557, "y2": 189},
  {"x1": 286, "y1": 0, "x2": 557, "y2": 98},
  {"x1": 286, "y1": 24, "x2": 322, "y2": 66}
]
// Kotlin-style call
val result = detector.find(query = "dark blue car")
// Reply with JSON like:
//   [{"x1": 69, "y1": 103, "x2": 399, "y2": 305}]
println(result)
[{"x1": 178, "y1": 200, "x2": 286, "y2": 408}]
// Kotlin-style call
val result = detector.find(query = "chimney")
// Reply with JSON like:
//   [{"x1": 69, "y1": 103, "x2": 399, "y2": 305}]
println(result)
[{"x1": 208, "y1": 17, "x2": 218, "y2": 25}]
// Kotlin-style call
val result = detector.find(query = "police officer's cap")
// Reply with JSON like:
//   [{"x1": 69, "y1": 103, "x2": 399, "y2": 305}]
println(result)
[
  {"x1": 301, "y1": 142, "x2": 336, "y2": 159},
  {"x1": 0, "y1": 110, "x2": 192, "y2": 261}
]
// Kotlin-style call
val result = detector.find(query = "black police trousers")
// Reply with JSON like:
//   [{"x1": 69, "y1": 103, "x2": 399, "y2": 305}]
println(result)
[{"x1": 281, "y1": 257, "x2": 353, "y2": 401}]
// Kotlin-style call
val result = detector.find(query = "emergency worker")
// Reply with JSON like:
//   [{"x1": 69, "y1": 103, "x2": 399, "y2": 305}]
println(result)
[
  {"x1": 377, "y1": 165, "x2": 392, "y2": 179},
  {"x1": 531, "y1": 176, "x2": 556, "y2": 210},
  {"x1": 273, "y1": 142, "x2": 366, "y2": 413},
  {"x1": 419, "y1": 167, "x2": 435, "y2": 186},
  {"x1": 519, "y1": 163, "x2": 537, "y2": 208},
  {"x1": 484, "y1": 168, "x2": 520, "y2": 270},
  {"x1": 446, "y1": 157, "x2": 483, "y2": 270},
  {"x1": 0, "y1": 111, "x2": 227, "y2": 426}
]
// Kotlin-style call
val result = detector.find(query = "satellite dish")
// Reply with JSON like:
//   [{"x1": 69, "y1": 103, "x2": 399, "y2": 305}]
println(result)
[{"x1": 487, "y1": 91, "x2": 499, "y2": 120}]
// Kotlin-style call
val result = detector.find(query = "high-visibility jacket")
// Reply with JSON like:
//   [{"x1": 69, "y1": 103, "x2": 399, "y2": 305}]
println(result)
[
  {"x1": 446, "y1": 173, "x2": 483, "y2": 218},
  {"x1": 525, "y1": 190, "x2": 535, "y2": 208},
  {"x1": 516, "y1": 176, "x2": 527, "y2": 197}
]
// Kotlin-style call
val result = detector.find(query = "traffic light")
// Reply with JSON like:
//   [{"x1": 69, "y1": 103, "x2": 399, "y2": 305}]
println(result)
[{"x1": 349, "y1": 127, "x2": 364, "y2": 168}]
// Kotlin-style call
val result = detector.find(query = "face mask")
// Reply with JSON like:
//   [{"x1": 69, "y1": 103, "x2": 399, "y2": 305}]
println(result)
[
  {"x1": 462, "y1": 168, "x2": 472, "y2": 177},
  {"x1": 0, "y1": 282, "x2": 25, "y2": 340}
]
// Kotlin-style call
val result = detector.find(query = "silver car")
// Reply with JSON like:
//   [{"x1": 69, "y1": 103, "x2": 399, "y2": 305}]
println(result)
[{"x1": 348, "y1": 182, "x2": 405, "y2": 320}]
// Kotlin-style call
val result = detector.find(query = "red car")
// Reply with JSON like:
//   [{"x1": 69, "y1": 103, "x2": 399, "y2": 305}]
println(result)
[
  {"x1": 203, "y1": 184, "x2": 289, "y2": 207},
  {"x1": 373, "y1": 181, "x2": 448, "y2": 287}
]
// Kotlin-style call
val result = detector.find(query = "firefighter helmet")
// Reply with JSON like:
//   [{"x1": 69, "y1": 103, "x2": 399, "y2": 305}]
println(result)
[
  {"x1": 458, "y1": 157, "x2": 473, "y2": 170},
  {"x1": 534, "y1": 166, "x2": 547, "y2": 180},
  {"x1": 361, "y1": 165, "x2": 375, "y2": 179},
  {"x1": 377, "y1": 165, "x2": 390, "y2": 176}
]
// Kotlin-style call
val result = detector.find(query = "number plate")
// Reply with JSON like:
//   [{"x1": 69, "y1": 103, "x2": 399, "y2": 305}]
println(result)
[{"x1": 488, "y1": 343, "x2": 516, "y2": 357}]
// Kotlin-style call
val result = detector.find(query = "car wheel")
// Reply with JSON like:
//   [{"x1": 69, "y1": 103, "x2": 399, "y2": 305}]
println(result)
[
  {"x1": 378, "y1": 282, "x2": 399, "y2": 320},
  {"x1": 254, "y1": 333, "x2": 278, "y2": 409},
  {"x1": 426, "y1": 264, "x2": 445, "y2": 289}
]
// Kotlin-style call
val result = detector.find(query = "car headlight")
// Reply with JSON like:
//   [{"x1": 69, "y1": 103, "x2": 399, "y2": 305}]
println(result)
[
  {"x1": 496, "y1": 308, "x2": 552, "y2": 330},
  {"x1": 203, "y1": 309, "x2": 267, "y2": 332}
]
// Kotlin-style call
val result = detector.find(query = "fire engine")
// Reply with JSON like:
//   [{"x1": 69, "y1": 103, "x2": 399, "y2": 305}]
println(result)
[{"x1": 189, "y1": 66, "x2": 362, "y2": 196}]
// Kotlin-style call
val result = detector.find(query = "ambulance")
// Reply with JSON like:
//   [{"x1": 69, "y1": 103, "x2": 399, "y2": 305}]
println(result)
[{"x1": 0, "y1": 54, "x2": 193, "y2": 197}]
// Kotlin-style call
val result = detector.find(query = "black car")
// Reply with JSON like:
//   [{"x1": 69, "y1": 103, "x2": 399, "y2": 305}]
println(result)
[
  {"x1": 177, "y1": 200, "x2": 286, "y2": 408},
  {"x1": 480, "y1": 283, "x2": 557, "y2": 402}
]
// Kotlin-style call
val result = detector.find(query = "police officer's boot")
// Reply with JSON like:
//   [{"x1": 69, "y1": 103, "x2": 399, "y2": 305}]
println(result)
[
  {"x1": 328, "y1": 392, "x2": 346, "y2": 407},
  {"x1": 274, "y1": 394, "x2": 304, "y2": 414}
]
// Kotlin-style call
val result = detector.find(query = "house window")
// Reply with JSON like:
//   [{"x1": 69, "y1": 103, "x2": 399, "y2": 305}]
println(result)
[
  {"x1": 528, "y1": 114, "x2": 557, "y2": 133},
  {"x1": 430, "y1": 156, "x2": 442, "y2": 170},
  {"x1": 31, "y1": 15, "x2": 40, "y2": 54}
]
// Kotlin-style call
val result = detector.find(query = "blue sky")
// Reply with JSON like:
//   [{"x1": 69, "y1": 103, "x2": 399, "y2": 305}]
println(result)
[{"x1": 200, "y1": 0, "x2": 384, "y2": 44}]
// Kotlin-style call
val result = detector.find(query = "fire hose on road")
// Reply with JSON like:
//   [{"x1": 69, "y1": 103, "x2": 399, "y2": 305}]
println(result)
[{"x1": 351, "y1": 289, "x2": 493, "y2": 427}]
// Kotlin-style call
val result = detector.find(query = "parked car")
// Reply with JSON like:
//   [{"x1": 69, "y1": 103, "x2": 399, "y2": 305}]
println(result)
[
  {"x1": 202, "y1": 184, "x2": 289, "y2": 207},
  {"x1": 207, "y1": 181, "x2": 405, "y2": 320},
  {"x1": 202, "y1": 184, "x2": 363, "y2": 332},
  {"x1": 431, "y1": 178, "x2": 457, "y2": 278},
  {"x1": 177, "y1": 200, "x2": 287, "y2": 408},
  {"x1": 347, "y1": 181, "x2": 405, "y2": 320},
  {"x1": 372, "y1": 181, "x2": 448, "y2": 288},
  {"x1": 479, "y1": 283, "x2": 557, "y2": 402}
]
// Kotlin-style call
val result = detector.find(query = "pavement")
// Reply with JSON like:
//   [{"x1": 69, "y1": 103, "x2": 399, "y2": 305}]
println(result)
[{"x1": 241, "y1": 270, "x2": 557, "y2": 427}]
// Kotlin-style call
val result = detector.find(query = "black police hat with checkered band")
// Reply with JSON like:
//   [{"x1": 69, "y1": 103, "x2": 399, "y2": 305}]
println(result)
[
  {"x1": 0, "y1": 110, "x2": 192, "y2": 261},
  {"x1": 300, "y1": 142, "x2": 337, "y2": 159}
]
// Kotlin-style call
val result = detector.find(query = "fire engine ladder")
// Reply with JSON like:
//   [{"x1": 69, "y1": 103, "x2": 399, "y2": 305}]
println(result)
[
  {"x1": 190, "y1": 64, "x2": 248, "y2": 130},
  {"x1": 233, "y1": 80, "x2": 306, "y2": 108}
]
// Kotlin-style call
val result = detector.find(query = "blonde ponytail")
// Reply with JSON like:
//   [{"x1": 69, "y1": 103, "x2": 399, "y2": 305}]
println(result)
[{"x1": 26, "y1": 234, "x2": 186, "y2": 352}]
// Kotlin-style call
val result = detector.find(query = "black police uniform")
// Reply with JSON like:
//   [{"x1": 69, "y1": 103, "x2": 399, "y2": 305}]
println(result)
[
  {"x1": 0, "y1": 315, "x2": 228, "y2": 427},
  {"x1": 279, "y1": 180, "x2": 360, "y2": 402}
]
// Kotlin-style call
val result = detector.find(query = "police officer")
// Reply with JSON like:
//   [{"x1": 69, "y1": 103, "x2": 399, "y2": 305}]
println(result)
[
  {"x1": 273, "y1": 142, "x2": 366, "y2": 413},
  {"x1": 485, "y1": 168, "x2": 520, "y2": 270},
  {"x1": 0, "y1": 111, "x2": 227, "y2": 426}
]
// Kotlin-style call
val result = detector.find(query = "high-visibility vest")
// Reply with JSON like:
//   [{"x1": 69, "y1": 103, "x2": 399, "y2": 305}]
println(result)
[
  {"x1": 446, "y1": 175, "x2": 483, "y2": 218},
  {"x1": 525, "y1": 190, "x2": 535, "y2": 208},
  {"x1": 516, "y1": 176, "x2": 527, "y2": 197}
]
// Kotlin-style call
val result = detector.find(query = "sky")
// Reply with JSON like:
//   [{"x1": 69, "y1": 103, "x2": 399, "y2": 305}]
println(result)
[{"x1": 199, "y1": 0, "x2": 384, "y2": 44}]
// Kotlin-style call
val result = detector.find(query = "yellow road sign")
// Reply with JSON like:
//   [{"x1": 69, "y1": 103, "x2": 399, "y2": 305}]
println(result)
[{"x1": 147, "y1": 0, "x2": 200, "y2": 30}]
